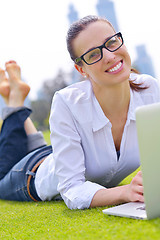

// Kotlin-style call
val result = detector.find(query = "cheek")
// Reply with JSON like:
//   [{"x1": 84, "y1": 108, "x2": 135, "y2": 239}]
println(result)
[
  {"x1": 86, "y1": 69, "x2": 99, "y2": 82},
  {"x1": 83, "y1": 64, "x2": 102, "y2": 80},
  {"x1": 123, "y1": 46, "x2": 131, "y2": 65}
]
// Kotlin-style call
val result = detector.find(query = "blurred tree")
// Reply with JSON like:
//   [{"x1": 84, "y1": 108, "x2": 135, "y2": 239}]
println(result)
[
  {"x1": 41, "y1": 69, "x2": 68, "y2": 104},
  {"x1": 30, "y1": 99, "x2": 50, "y2": 130},
  {"x1": 31, "y1": 69, "x2": 68, "y2": 130}
]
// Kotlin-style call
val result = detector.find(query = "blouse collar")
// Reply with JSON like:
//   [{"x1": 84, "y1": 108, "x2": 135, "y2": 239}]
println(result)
[{"x1": 92, "y1": 86, "x2": 144, "y2": 132}]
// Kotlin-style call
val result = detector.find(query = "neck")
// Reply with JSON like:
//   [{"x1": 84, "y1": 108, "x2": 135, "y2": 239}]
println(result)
[{"x1": 93, "y1": 80, "x2": 130, "y2": 119}]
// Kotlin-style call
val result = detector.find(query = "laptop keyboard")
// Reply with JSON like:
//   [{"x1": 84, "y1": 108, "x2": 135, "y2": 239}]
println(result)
[{"x1": 136, "y1": 206, "x2": 146, "y2": 211}]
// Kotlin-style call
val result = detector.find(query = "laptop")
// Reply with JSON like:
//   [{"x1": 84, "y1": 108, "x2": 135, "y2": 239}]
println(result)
[{"x1": 103, "y1": 102, "x2": 160, "y2": 220}]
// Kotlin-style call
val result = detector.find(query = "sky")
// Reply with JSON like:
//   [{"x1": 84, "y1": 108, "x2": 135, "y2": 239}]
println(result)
[{"x1": 0, "y1": 0, "x2": 159, "y2": 99}]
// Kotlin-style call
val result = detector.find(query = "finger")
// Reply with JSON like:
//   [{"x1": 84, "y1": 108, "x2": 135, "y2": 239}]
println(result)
[
  {"x1": 137, "y1": 171, "x2": 142, "y2": 176},
  {"x1": 136, "y1": 185, "x2": 144, "y2": 194},
  {"x1": 137, "y1": 193, "x2": 144, "y2": 203},
  {"x1": 132, "y1": 184, "x2": 144, "y2": 195},
  {"x1": 137, "y1": 175, "x2": 143, "y2": 186},
  {"x1": 132, "y1": 173, "x2": 143, "y2": 186}
]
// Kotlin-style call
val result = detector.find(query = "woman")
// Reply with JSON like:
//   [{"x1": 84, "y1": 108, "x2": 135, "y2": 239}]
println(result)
[
  {"x1": 0, "y1": 16, "x2": 159, "y2": 209},
  {"x1": 49, "y1": 15, "x2": 160, "y2": 209}
]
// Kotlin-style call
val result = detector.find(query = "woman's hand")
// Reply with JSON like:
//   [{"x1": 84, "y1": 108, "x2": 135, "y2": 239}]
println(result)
[
  {"x1": 125, "y1": 171, "x2": 144, "y2": 202},
  {"x1": 90, "y1": 171, "x2": 144, "y2": 208}
]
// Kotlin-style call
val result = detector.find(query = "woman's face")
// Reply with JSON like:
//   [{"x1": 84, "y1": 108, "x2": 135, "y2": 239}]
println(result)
[{"x1": 73, "y1": 21, "x2": 132, "y2": 89}]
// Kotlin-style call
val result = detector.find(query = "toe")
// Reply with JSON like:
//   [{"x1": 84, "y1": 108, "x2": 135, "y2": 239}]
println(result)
[{"x1": 0, "y1": 68, "x2": 7, "y2": 82}]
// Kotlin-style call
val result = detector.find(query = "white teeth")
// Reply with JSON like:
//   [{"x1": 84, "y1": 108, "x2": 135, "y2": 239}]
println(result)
[{"x1": 108, "y1": 62, "x2": 122, "y2": 72}]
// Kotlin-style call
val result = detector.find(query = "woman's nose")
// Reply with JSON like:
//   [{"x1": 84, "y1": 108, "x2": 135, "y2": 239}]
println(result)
[{"x1": 102, "y1": 48, "x2": 116, "y2": 63}]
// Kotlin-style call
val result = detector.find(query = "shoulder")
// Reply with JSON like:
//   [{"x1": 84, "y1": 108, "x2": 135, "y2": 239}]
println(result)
[
  {"x1": 50, "y1": 80, "x2": 94, "y2": 123},
  {"x1": 130, "y1": 73, "x2": 160, "y2": 91},
  {"x1": 53, "y1": 80, "x2": 93, "y2": 105},
  {"x1": 130, "y1": 73, "x2": 160, "y2": 104}
]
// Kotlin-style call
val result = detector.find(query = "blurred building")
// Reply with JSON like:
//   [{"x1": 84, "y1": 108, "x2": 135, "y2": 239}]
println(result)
[
  {"x1": 67, "y1": 3, "x2": 83, "y2": 84},
  {"x1": 67, "y1": 3, "x2": 79, "y2": 24},
  {"x1": 133, "y1": 45, "x2": 156, "y2": 77},
  {"x1": 96, "y1": 0, "x2": 119, "y2": 32}
]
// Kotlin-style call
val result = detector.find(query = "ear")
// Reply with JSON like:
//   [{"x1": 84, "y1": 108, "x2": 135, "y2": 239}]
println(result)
[{"x1": 74, "y1": 64, "x2": 88, "y2": 78}]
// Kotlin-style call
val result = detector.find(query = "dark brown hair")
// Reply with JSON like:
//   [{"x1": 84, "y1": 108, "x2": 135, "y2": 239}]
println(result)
[{"x1": 66, "y1": 15, "x2": 148, "y2": 92}]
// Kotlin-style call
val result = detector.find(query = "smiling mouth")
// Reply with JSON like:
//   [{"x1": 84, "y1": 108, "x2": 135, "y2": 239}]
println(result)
[{"x1": 106, "y1": 60, "x2": 123, "y2": 73}]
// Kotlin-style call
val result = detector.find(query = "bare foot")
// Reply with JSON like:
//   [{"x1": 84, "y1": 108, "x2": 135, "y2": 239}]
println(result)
[
  {"x1": 5, "y1": 61, "x2": 30, "y2": 107},
  {"x1": 0, "y1": 68, "x2": 10, "y2": 104}
]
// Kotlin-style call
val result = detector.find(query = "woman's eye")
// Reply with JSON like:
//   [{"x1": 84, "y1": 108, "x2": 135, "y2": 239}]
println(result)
[
  {"x1": 88, "y1": 50, "x2": 100, "y2": 60},
  {"x1": 89, "y1": 53, "x2": 98, "y2": 59},
  {"x1": 84, "y1": 49, "x2": 101, "y2": 63},
  {"x1": 106, "y1": 38, "x2": 117, "y2": 47},
  {"x1": 106, "y1": 36, "x2": 122, "y2": 50}
]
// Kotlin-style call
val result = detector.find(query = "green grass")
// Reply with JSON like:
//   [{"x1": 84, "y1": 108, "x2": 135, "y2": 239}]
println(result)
[
  {"x1": 43, "y1": 130, "x2": 51, "y2": 145},
  {"x1": 1, "y1": 131, "x2": 160, "y2": 239}
]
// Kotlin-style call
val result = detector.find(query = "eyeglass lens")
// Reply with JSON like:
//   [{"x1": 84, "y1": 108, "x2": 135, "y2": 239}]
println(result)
[{"x1": 84, "y1": 34, "x2": 122, "y2": 64}]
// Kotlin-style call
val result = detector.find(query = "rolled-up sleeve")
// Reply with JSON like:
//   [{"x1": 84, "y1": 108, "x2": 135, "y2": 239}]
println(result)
[{"x1": 49, "y1": 93, "x2": 105, "y2": 209}]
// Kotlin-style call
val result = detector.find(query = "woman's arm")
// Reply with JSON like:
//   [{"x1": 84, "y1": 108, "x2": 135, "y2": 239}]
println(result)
[
  {"x1": 50, "y1": 93, "x2": 107, "y2": 209},
  {"x1": 90, "y1": 171, "x2": 144, "y2": 207}
]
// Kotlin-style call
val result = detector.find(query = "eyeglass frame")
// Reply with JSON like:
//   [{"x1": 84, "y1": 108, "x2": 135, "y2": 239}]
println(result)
[{"x1": 74, "y1": 32, "x2": 124, "y2": 66}]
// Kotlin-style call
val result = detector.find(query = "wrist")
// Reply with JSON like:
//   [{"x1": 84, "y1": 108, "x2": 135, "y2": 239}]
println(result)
[{"x1": 120, "y1": 184, "x2": 130, "y2": 203}]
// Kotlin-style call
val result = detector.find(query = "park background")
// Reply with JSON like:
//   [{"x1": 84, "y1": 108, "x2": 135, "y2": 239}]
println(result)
[
  {"x1": 0, "y1": 0, "x2": 160, "y2": 130},
  {"x1": 1, "y1": 1, "x2": 160, "y2": 239}
]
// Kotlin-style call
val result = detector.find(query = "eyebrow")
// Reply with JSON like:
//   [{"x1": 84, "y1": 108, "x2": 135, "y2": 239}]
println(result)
[{"x1": 85, "y1": 35, "x2": 114, "y2": 53}]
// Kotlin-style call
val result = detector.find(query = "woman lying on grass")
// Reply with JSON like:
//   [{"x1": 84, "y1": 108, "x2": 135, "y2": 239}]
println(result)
[{"x1": 0, "y1": 15, "x2": 160, "y2": 209}]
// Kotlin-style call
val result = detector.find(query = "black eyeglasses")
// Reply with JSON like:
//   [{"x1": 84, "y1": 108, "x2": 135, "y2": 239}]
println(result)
[{"x1": 74, "y1": 32, "x2": 124, "y2": 65}]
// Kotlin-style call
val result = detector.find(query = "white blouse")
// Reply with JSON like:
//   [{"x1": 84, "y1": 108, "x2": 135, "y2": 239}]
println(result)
[{"x1": 35, "y1": 73, "x2": 160, "y2": 209}]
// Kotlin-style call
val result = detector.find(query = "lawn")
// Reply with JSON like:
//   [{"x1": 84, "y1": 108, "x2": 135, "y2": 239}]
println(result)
[{"x1": 1, "y1": 131, "x2": 160, "y2": 240}]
